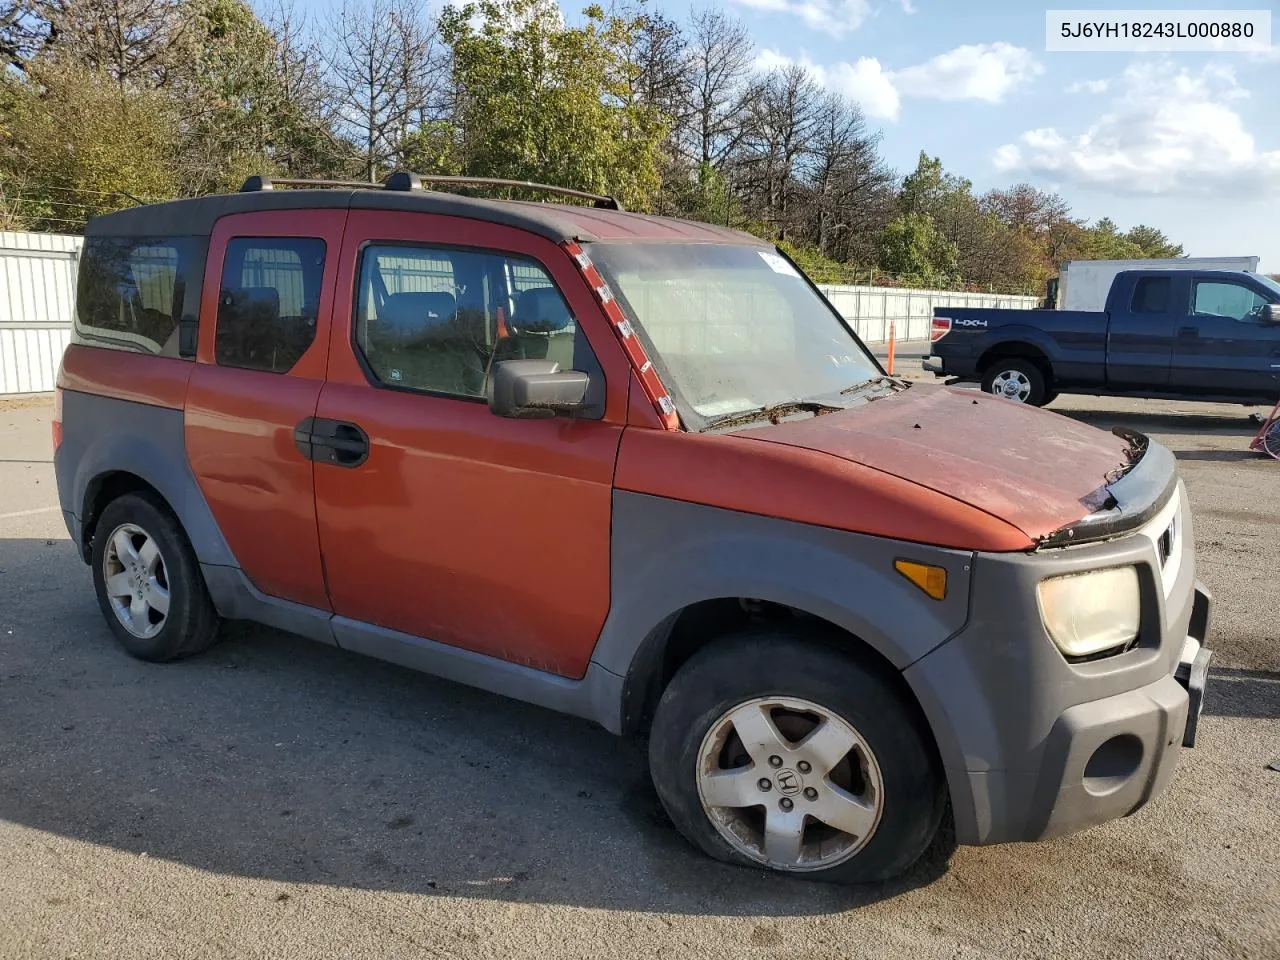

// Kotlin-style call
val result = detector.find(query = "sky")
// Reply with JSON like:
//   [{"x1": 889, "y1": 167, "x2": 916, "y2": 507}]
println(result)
[
  {"x1": 692, "y1": 0, "x2": 1280, "y2": 271},
  {"x1": 303, "y1": 0, "x2": 1280, "y2": 271}
]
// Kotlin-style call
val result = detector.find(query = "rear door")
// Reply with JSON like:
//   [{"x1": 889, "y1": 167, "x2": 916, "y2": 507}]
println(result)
[
  {"x1": 184, "y1": 210, "x2": 346, "y2": 610},
  {"x1": 1169, "y1": 275, "x2": 1280, "y2": 397},
  {"x1": 310, "y1": 210, "x2": 630, "y2": 678},
  {"x1": 1104, "y1": 274, "x2": 1178, "y2": 389}
]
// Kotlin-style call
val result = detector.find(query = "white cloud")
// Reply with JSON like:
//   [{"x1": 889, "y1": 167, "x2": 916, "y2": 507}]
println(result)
[
  {"x1": 756, "y1": 42, "x2": 1038, "y2": 122},
  {"x1": 1067, "y1": 78, "x2": 1109, "y2": 94},
  {"x1": 733, "y1": 0, "x2": 871, "y2": 38},
  {"x1": 823, "y1": 58, "x2": 901, "y2": 120},
  {"x1": 995, "y1": 62, "x2": 1280, "y2": 195},
  {"x1": 898, "y1": 0, "x2": 917, "y2": 11},
  {"x1": 892, "y1": 42, "x2": 1043, "y2": 103}
]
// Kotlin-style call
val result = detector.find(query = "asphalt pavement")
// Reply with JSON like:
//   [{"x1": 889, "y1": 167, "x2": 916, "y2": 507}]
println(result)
[{"x1": 1, "y1": 385, "x2": 1277, "y2": 960}]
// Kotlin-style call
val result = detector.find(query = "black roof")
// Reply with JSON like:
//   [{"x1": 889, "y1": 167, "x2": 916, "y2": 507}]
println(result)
[{"x1": 84, "y1": 188, "x2": 764, "y2": 246}]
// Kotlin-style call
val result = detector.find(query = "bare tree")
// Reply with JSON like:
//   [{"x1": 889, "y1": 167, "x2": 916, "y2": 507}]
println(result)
[
  {"x1": 22, "y1": 0, "x2": 186, "y2": 88},
  {"x1": 1, "y1": 1, "x2": 43, "y2": 70},
  {"x1": 736, "y1": 65, "x2": 824, "y2": 239},
  {"x1": 684, "y1": 9, "x2": 756, "y2": 168},
  {"x1": 326, "y1": 0, "x2": 442, "y2": 182},
  {"x1": 803, "y1": 93, "x2": 894, "y2": 262}
]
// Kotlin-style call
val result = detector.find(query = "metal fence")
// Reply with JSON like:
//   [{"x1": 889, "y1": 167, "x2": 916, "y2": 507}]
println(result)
[
  {"x1": 0, "y1": 231, "x2": 81, "y2": 394},
  {"x1": 817, "y1": 284, "x2": 1040, "y2": 343},
  {"x1": 0, "y1": 231, "x2": 1039, "y2": 396}
]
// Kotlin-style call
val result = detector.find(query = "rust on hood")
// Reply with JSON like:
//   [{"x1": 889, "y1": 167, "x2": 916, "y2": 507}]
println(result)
[{"x1": 734, "y1": 383, "x2": 1133, "y2": 542}]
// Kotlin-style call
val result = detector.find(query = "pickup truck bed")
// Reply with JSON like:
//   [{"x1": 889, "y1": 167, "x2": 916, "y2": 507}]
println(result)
[{"x1": 925, "y1": 269, "x2": 1280, "y2": 406}]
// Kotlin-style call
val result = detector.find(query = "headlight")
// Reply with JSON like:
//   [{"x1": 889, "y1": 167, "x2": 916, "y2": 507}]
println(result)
[{"x1": 1037, "y1": 566, "x2": 1141, "y2": 658}]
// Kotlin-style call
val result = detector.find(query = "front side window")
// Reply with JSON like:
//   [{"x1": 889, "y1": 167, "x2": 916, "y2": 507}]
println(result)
[
  {"x1": 586, "y1": 242, "x2": 879, "y2": 428},
  {"x1": 74, "y1": 236, "x2": 201, "y2": 356},
  {"x1": 1192, "y1": 280, "x2": 1269, "y2": 323},
  {"x1": 215, "y1": 237, "x2": 327, "y2": 373},
  {"x1": 355, "y1": 244, "x2": 583, "y2": 399}
]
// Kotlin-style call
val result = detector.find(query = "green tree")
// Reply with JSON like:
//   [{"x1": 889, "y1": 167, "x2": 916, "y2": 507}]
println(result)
[
  {"x1": 1125, "y1": 224, "x2": 1184, "y2": 259},
  {"x1": 879, "y1": 211, "x2": 958, "y2": 286},
  {"x1": 441, "y1": 0, "x2": 667, "y2": 210},
  {"x1": 0, "y1": 59, "x2": 180, "y2": 230},
  {"x1": 1082, "y1": 218, "x2": 1146, "y2": 260}
]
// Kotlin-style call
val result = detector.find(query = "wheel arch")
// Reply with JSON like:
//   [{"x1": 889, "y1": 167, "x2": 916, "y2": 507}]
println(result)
[
  {"x1": 977, "y1": 338, "x2": 1054, "y2": 382},
  {"x1": 596, "y1": 491, "x2": 976, "y2": 737},
  {"x1": 617, "y1": 596, "x2": 931, "y2": 736},
  {"x1": 56, "y1": 390, "x2": 237, "y2": 568},
  {"x1": 80, "y1": 471, "x2": 171, "y2": 561}
]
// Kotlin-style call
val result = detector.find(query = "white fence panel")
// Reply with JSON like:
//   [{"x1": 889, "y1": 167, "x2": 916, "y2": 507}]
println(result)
[
  {"x1": 0, "y1": 326, "x2": 73, "y2": 393},
  {"x1": 818, "y1": 284, "x2": 1039, "y2": 343},
  {"x1": 0, "y1": 231, "x2": 82, "y2": 395}
]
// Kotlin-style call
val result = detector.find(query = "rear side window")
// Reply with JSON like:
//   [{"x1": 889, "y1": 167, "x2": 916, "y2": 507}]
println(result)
[
  {"x1": 215, "y1": 237, "x2": 327, "y2": 373},
  {"x1": 1130, "y1": 276, "x2": 1170, "y2": 315},
  {"x1": 74, "y1": 236, "x2": 202, "y2": 357}
]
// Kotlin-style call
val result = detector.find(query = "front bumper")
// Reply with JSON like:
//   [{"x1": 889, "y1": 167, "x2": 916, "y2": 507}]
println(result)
[{"x1": 904, "y1": 470, "x2": 1213, "y2": 845}]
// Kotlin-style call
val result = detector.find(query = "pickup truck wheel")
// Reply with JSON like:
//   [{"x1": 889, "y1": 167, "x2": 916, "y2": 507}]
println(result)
[
  {"x1": 90, "y1": 492, "x2": 221, "y2": 662},
  {"x1": 981, "y1": 359, "x2": 1049, "y2": 406},
  {"x1": 648, "y1": 632, "x2": 945, "y2": 884}
]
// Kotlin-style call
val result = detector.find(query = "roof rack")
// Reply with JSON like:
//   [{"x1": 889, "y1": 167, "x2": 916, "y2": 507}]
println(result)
[{"x1": 238, "y1": 171, "x2": 623, "y2": 210}]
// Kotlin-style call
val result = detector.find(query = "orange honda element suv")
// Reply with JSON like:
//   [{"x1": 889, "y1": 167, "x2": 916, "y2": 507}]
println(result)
[{"x1": 55, "y1": 173, "x2": 1213, "y2": 883}]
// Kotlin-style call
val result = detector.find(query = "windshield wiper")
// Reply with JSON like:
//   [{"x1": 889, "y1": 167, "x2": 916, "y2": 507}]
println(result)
[
  {"x1": 840, "y1": 375, "x2": 907, "y2": 398},
  {"x1": 705, "y1": 399, "x2": 843, "y2": 431}
]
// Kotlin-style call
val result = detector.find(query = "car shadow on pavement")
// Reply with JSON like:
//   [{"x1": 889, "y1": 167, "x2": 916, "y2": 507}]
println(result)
[
  {"x1": 1059, "y1": 409, "x2": 1263, "y2": 437},
  {"x1": 1205, "y1": 668, "x2": 1280, "y2": 720},
  {"x1": 0, "y1": 537, "x2": 954, "y2": 917},
  {"x1": 1169, "y1": 450, "x2": 1269, "y2": 463}
]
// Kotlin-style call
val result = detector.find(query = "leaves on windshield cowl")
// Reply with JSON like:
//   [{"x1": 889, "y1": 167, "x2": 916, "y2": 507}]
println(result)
[{"x1": 705, "y1": 400, "x2": 843, "y2": 430}]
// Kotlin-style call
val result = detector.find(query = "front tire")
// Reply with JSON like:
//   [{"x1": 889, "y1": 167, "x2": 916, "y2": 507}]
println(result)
[
  {"x1": 648, "y1": 632, "x2": 945, "y2": 883},
  {"x1": 981, "y1": 358, "x2": 1049, "y2": 406},
  {"x1": 90, "y1": 492, "x2": 220, "y2": 662}
]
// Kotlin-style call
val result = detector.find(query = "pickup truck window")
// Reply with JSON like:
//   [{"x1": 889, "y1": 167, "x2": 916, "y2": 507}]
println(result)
[
  {"x1": 1193, "y1": 280, "x2": 1269, "y2": 323},
  {"x1": 1131, "y1": 276, "x2": 1171, "y2": 315}
]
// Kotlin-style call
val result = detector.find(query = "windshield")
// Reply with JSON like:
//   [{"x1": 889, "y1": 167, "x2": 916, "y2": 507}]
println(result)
[
  {"x1": 1256, "y1": 274, "x2": 1280, "y2": 299},
  {"x1": 586, "y1": 242, "x2": 880, "y2": 429}
]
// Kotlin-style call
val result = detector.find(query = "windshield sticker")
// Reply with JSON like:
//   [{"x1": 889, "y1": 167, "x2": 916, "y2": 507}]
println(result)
[{"x1": 758, "y1": 251, "x2": 801, "y2": 278}]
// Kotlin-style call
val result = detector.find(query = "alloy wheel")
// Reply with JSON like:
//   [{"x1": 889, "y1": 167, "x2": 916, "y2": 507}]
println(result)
[
  {"x1": 695, "y1": 696, "x2": 885, "y2": 872},
  {"x1": 102, "y1": 523, "x2": 171, "y2": 640}
]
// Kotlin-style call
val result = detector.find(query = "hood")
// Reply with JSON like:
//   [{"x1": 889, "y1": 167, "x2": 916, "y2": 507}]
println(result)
[{"x1": 734, "y1": 383, "x2": 1132, "y2": 541}]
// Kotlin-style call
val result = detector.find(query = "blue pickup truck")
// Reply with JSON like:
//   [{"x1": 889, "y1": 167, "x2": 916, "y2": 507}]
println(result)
[{"x1": 924, "y1": 269, "x2": 1280, "y2": 406}]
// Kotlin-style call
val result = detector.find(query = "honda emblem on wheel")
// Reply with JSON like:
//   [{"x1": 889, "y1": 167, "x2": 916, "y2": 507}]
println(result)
[{"x1": 776, "y1": 769, "x2": 801, "y2": 796}]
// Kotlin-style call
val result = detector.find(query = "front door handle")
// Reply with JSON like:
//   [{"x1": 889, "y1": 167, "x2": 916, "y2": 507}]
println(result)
[{"x1": 294, "y1": 417, "x2": 370, "y2": 468}]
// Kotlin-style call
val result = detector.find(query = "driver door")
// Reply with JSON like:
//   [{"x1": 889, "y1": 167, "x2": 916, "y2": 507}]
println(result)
[
  {"x1": 1169, "y1": 275, "x2": 1280, "y2": 397},
  {"x1": 311, "y1": 211, "x2": 631, "y2": 679}
]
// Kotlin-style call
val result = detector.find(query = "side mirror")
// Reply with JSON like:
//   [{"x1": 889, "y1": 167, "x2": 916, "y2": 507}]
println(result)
[
  {"x1": 489, "y1": 359, "x2": 588, "y2": 418},
  {"x1": 1261, "y1": 303, "x2": 1280, "y2": 325}
]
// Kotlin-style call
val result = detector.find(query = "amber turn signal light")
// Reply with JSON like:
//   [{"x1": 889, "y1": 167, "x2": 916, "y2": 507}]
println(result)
[{"x1": 894, "y1": 560, "x2": 947, "y2": 600}]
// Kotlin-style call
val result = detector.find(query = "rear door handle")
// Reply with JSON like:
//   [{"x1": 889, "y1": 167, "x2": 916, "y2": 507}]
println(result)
[{"x1": 294, "y1": 417, "x2": 370, "y2": 468}]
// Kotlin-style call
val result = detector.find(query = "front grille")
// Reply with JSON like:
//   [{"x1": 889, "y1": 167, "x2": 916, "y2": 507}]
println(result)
[{"x1": 1157, "y1": 514, "x2": 1177, "y2": 569}]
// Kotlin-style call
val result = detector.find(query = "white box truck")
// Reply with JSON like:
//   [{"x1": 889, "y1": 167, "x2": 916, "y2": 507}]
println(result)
[{"x1": 1055, "y1": 256, "x2": 1260, "y2": 312}]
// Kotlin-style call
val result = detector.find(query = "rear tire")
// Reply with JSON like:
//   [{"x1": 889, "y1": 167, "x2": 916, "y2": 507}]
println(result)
[
  {"x1": 981, "y1": 357, "x2": 1049, "y2": 406},
  {"x1": 648, "y1": 631, "x2": 945, "y2": 884},
  {"x1": 90, "y1": 492, "x2": 220, "y2": 662}
]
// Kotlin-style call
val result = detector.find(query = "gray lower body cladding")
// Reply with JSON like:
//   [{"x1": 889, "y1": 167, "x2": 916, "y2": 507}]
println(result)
[
  {"x1": 54, "y1": 389, "x2": 235, "y2": 566},
  {"x1": 907, "y1": 479, "x2": 1204, "y2": 844}
]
